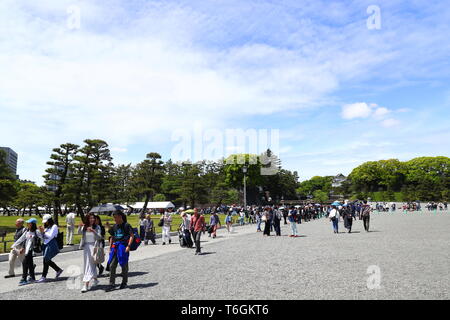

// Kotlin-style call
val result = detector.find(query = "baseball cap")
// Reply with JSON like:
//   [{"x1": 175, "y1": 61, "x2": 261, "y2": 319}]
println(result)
[
  {"x1": 42, "y1": 214, "x2": 52, "y2": 223},
  {"x1": 26, "y1": 218, "x2": 37, "y2": 224}
]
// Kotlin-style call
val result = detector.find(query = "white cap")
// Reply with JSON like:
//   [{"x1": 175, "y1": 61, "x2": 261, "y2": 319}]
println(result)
[{"x1": 42, "y1": 214, "x2": 52, "y2": 223}]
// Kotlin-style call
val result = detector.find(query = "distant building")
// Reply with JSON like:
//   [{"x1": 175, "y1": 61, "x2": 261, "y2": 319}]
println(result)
[
  {"x1": 332, "y1": 173, "x2": 347, "y2": 188},
  {"x1": 0, "y1": 147, "x2": 18, "y2": 177},
  {"x1": 19, "y1": 179, "x2": 36, "y2": 185}
]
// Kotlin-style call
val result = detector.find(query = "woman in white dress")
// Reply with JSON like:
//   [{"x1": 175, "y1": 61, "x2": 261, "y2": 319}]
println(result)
[{"x1": 78, "y1": 213, "x2": 103, "y2": 293}]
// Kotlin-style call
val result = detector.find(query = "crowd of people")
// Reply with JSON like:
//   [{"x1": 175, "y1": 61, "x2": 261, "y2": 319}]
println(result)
[{"x1": 3, "y1": 199, "x2": 448, "y2": 293}]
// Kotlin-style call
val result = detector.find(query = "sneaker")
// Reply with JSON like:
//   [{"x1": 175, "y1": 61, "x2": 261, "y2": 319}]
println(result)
[
  {"x1": 4, "y1": 274, "x2": 15, "y2": 279},
  {"x1": 27, "y1": 277, "x2": 36, "y2": 283},
  {"x1": 91, "y1": 279, "x2": 99, "y2": 287},
  {"x1": 119, "y1": 283, "x2": 127, "y2": 290},
  {"x1": 81, "y1": 285, "x2": 88, "y2": 293},
  {"x1": 19, "y1": 279, "x2": 28, "y2": 286},
  {"x1": 37, "y1": 277, "x2": 47, "y2": 283},
  {"x1": 55, "y1": 269, "x2": 64, "y2": 279}
]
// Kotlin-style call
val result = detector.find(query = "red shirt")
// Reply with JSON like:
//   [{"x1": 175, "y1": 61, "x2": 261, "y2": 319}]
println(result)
[{"x1": 191, "y1": 214, "x2": 206, "y2": 232}]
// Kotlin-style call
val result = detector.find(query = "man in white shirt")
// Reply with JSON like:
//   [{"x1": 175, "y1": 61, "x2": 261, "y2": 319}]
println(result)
[{"x1": 65, "y1": 212, "x2": 76, "y2": 245}]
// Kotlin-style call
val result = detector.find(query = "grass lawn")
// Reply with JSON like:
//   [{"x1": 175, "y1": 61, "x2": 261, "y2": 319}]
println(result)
[{"x1": 0, "y1": 214, "x2": 234, "y2": 253}]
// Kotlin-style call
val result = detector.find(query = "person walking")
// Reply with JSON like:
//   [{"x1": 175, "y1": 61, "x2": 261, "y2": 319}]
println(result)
[
  {"x1": 342, "y1": 204, "x2": 353, "y2": 233},
  {"x1": 288, "y1": 207, "x2": 299, "y2": 237},
  {"x1": 362, "y1": 200, "x2": 372, "y2": 232},
  {"x1": 12, "y1": 218, "x2": 39, "y2": 285},
  {"x1": 144, "y1": 214, "x2": 156, "y2": 245},
  {"x1": 160, "y1": 211, "x2": 172, "y2": 245},
  {"x1": 138, "y1": 213, "x2": 147, "y2": 241},
  {"x1": 209, "y1": 211, "x2": 221, "y2": 239},
  {"x1": 225, "y1": 212, "x2": 233, "y2": 233},
  {"x1": 255, "y1": 211, "x2": 262, "y2": 232},
  {"x1": 283, "y1": 208, "x2": 288, "y2": 225},
  {"x1": 179, "y1": 212, "x2": 193, "y2": 248},
  {"x1": 329, "y1": 205, "x2": 339, "y2": 234},
  {"x1": 4, "y1": 219, "x2": 26, "y2": 279},
  {"x1": 94, "y1": 215, "x2": 106, "y2": 276},
  {"x1": 78, "y1": 213, "x2": 103, "y2": 293},
  {"x1": 37, "y1": 214, "x2": 63, "y2": 283},
  {"x1": 273, "y1": 207, "x2": 282, "y2": 236},
  {"x1": 190, "y1": 208, "x2": 206, "y2": 255},
  {"x1": 65, "y1": 211, "x2": 76, "y2": 245},
  {"x1": 105, "y1": 211, "x2": 134, "y2": 292},
  {"x1": 263, "y1": 207, "x2": 272, "y2": 236}
]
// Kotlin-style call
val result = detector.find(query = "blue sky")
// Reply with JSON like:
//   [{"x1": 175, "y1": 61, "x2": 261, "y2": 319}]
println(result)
[{"x1": 0, "y1": 0, "x2": 449, "y2": 185}]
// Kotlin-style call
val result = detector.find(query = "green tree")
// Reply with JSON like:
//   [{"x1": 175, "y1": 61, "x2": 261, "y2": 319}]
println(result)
[
  {"x1": 132, "y1": 153, "x2": 165, "y2": 212},
  {"x1": 178, "y1": 163, "x2": 208, "y2": 208},
  {"x1": 313, "y1": 190, "x2": 328, "y2": 203},
  {"x1": 43, "y1": 143, "x2": 79, "y2": 224},
  {"x1": 0, "y1": 149, "x2": 19, "y2": 215},
  {"x1": 153, "y1": 193, "x2": 166, "y2": 202}
]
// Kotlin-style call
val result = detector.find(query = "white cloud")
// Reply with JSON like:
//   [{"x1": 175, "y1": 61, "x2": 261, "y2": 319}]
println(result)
[
  {"x1": 1, "y1": 0, "x2": 450, "y2": 184},
  {"x1": 373, "y1": 107, "x2": 390, "y2": 119},
  {"x1": 341, "y1": 102, "x2": 372, "y2": 119}
]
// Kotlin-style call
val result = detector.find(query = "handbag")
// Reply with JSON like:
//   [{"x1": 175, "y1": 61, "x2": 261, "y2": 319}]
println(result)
[
  {"x1": 93, "y1": 246, "x2": 105, "y2": 264},
  {"x1": 158, "y1": 218, "x2": 164, "y2": 227},
  {"x1": 261, "y1": 215, "x2": 267, "y2": 222}
]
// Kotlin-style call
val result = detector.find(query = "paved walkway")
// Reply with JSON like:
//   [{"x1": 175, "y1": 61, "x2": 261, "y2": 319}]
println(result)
[{"x1": 1, "y1": 211, "x2": 449, "y2": 299}]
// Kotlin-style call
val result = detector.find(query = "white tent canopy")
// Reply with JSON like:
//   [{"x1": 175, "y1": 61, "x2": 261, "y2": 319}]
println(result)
[{"x1": 127, "y1": 202, "x2": 175, "y2": 210}]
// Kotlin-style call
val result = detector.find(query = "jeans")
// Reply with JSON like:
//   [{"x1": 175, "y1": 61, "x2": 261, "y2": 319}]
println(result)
[
  {"x1": 109, "y1": 253, "x2": 128, "y2": 286},
  {"x1": 363, "y1": 215, "x2": 370, "y2": 231},
  {"x1": 42, "y1": 259, "x2": 62, "y2": 278},
  {"x1": 193, "y1": 231, "x2": 202, "y2": 253},
  {"x1": 273, "y1": 221, "x2": 281, "y2": 236},
  {"x1": 290, "y1": 221, "x2": 298, "y2": 236},
  {"x1": 22, "y1": 252, "x2": 35, "y2": 281},
  {"x1": 332, "y1": 219, "x2": 339, "y2": 233},
  {"x1": 139, "y1": 226, "x2": 145, "y2": 240},
  {"x1": 257, "y1": 220, "x2": 262, "y2": 231}
]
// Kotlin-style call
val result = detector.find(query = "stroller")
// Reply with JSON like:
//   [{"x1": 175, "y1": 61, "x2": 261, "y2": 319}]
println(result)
[{"x1": 178, "y1": 228, "x2": 193, "y2": 248}]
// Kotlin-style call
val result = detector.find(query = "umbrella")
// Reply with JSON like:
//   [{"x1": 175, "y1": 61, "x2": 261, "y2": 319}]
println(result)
[
  {"x1": 331, "y1": 201, "x2": 341, "y2": 206},
  {"x1": 294, "y1": 205, "x2": 301, "y2": 208},
  {"x1": 183, "y1": 209, "x2": 194, "y2": 214},
  {"x1": 89, "y1": 204, "x2": 125, "y2": 213}
]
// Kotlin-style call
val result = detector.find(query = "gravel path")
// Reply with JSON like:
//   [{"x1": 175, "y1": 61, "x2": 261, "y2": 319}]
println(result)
[{"x1": 1, "y1": 211, "x2": 449, "y2": 300}]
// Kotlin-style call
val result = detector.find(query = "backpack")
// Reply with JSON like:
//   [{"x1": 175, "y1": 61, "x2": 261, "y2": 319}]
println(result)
[
  {"x1": 129, "y1": 227, "x2": 141, "y2": 251},
  {"x1": 33, "y1": 234, "x2": 42, "y2": 253},
  {"x1": 57, "y1": 232, "x2": 64, "y2": 250}
]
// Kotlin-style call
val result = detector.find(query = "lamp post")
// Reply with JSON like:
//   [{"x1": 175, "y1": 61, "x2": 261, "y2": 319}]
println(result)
[{"x1": 243, "y1": 166, "x2": 247, "y2": 209}]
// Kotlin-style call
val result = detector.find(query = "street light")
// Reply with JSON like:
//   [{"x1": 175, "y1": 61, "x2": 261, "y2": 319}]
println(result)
[{"x1": 243, "y1": 166, "x2": 247, "y2": 209}]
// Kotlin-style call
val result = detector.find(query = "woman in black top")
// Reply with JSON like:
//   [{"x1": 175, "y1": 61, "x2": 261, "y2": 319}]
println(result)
[{"x1": 95, "y1": 215, "x2": 106, "y2": 275}]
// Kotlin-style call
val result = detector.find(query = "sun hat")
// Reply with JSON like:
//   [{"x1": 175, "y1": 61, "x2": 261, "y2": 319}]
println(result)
[
  {"x1": 26, "y1": 218, "x2": 37, "y2": 224},
  {"x1": 42, "y1": 214, "x2": 52, "y2": 223}
]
